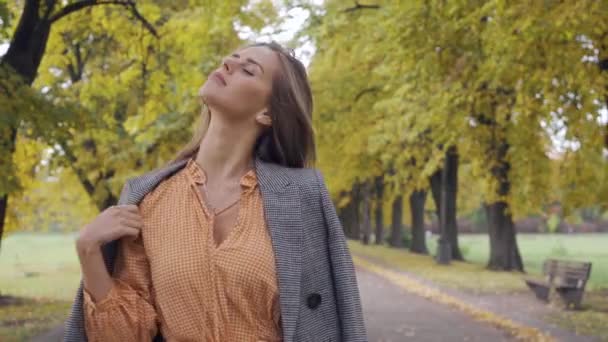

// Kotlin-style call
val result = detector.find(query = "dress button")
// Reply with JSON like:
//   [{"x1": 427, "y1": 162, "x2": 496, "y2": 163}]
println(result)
[{"x1": 306, "y1": 293, "x2": 322, "y2": 309}]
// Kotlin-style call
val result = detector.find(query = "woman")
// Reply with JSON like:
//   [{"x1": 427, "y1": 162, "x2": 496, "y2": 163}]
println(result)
[{"x1": 64, "y1": 42, "x2": 366, "y2": 342}]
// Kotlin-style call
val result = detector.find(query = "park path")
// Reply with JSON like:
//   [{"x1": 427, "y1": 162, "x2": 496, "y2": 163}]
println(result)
[
  {"x1": 354, "y1": 254, "x2": 600, "y2": 342},
  {"x1": 356, "y1": 266, "x2": 512, "y2": 342}
]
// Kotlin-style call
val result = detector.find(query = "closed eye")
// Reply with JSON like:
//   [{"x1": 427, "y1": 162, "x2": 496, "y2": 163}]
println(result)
[{"x1": 231, "y1": 53, "x2": 264, "y2": 74}]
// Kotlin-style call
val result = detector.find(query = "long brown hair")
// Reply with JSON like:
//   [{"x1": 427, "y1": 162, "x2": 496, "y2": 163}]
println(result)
[{"x1": 170, "y1": 41, "x2": 315, "y2": 168}]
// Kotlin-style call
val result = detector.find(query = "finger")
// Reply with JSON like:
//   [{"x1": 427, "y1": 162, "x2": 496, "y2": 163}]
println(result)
[
  {"x1": 121, "y1": 227, "x2": 141, "y2": 241},
  {"x1": 116, "y1": 204, "x2": 140, "y2": 214},
  {"x1": 119, "y1": 217, "x2": 144, "y2": 229},
  {"x1": 106, "y1": 226, "x2": 139, "y2": 244},
  {"x1": 110, "y1": 204, "x2": 138, "y2": 216},
  {"x1": 118, "y1": 210, "x2": 143, "y2": 222}
]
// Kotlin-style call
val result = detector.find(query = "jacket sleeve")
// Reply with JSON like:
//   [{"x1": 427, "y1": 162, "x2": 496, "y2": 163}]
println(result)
[
  {"x1": 82, "y1": 231, "x2": 159, "y2": 342},
  {"x1": 315, "y1": 170, "x2": 368, "y2": 342}
]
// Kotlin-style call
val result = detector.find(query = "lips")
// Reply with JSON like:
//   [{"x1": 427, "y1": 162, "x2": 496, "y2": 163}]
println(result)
[{"x1": 211, "y1": 71, "x2": 227, "y2": 86}]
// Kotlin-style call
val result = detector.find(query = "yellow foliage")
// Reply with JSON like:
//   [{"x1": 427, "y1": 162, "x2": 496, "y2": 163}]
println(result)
[{"x1": 308, "y1": 0, "x2": 608, "y2": 217}]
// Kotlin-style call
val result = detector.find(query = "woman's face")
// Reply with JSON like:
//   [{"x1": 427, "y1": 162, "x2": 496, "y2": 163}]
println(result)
[{"x1": 199, "y1": 46, "x2": 280, "y2": 122}]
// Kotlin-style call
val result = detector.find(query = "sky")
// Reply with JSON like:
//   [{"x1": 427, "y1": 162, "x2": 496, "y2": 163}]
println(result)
[{"x1": 237, "y1": 1, "x2": 322, "y2": 67}]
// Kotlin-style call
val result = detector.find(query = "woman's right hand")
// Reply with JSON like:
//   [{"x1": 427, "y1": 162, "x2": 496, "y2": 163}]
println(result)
[{"x1": 76, "y1": 204, "x2": 143, "y2": 254}]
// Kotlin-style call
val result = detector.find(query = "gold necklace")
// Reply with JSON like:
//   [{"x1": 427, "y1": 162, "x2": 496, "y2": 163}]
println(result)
[
  {"x1": 201, "y1": 182, "x2": 241, "y2": 216},
  {"x1": 200, "y1": 165, "x2": 255, "y2": 216}
]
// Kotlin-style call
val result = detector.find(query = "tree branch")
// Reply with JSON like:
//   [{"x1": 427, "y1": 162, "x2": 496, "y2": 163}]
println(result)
[
  {"x1": 343, "y1": 1, "x2": 380, "y2": 13},
  {"x1": 49, "y1": 1, "x2": 158, "y2": 37},
  {"x1": 354, "y1": 86, "x2": 380, "y2": 101},
  {"x1": 49, "y1": 0, "x2": 124, "y2": 22},
  {"x1": 57, "y1": 139, "x2": 96, "y2": 197},
  {"x1": 42, "y1": 0, "x2": 58, "y2": 21},
  {"x1": 128, "y1": 3, "x2": 158, "y2": 38}
]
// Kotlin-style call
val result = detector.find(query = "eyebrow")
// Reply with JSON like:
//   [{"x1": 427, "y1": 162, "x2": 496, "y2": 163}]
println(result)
[{"x1": 232, "y1": 53, "x2": 264, "y2": 74}]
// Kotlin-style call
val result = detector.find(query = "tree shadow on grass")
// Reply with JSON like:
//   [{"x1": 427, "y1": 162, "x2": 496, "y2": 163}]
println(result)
[{"x1": 0, "y1": 295, "x2": 70, "y2": 342}]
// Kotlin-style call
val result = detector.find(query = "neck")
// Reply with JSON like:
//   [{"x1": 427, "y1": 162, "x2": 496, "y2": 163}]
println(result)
[{"x1": 194, "y1": 110, "x2": 257, "y2": 184}]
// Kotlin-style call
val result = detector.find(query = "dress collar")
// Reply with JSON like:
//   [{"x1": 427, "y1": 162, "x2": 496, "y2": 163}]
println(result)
[{"x1": 185, "y1": 157, "x2": 257, "y2": 190}]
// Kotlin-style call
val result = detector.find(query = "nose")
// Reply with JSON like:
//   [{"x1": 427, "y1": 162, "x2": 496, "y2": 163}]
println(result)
[{"x1": 222, "y1": 57, "x2": 237, "y2": 74}]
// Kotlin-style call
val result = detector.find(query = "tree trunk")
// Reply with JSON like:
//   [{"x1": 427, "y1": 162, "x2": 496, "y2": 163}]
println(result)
[
  {"x1": 389, "y1": 195, "x2": 403, "y2": 247},
  {"x1": 0, "y1": 125, "x2": 17, "y2": 250},
  {"x1": 352, "y1": 183, "x2": 361, "y2": 239},
  {"x1": 429, "y1": 146, "x2": 463, "y2": 260},
  {"x1": 337, "y1": 191, "x2": 350, "y2": 238},
  {"x1": 486, "y1": 139, "x2": 524, "y2": 271},
  {"x1": 601, "y1": 57, "x2": 608, "y2": 148},
  {"x1": 409, "y1": 190, "x2": 428, "y2": 254},
  {"x1": 604, "y1": 93, "x2": 608, "y2": 150},
  {"x1": 485, "y1": 202, "x2": 523, "y2": 271},
  {"x1": 340, "y1": 186, "x2": 360, "y2": 239},
  {"x1": 360, "y1": 181, "x2": 372, "y2": 245},
  {"x1": 2, "y1": 1, "x2": 53, "y2": 84},
  {"x1": 0, "y1": 0, "x2": 54, "y2": 248},
  {"x1": 0, "y1": 193, "x2": 7, "y2": 250},
  {"x1": 444, "y1": 147, "x2": 461, "y2": 260},
  {"x1": 374, "y1": 176, "x2": 384, "y2": 245},
  {"x1": 339, "y1": 203, "x2": 356, "y2": 239}
]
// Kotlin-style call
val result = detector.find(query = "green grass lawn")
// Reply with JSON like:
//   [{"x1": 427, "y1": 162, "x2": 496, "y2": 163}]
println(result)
[
  {"x1": 427, "y1": 233, "x2": 608, "y2": 289},
  {"x1": 0, "y1": 297, "x2": 71, "y2": 342},
  {"x1": 0, "y1": 233, "x2": 80, "y2": 341},
  {"x1": 349, "y1": 240, "x2": 526, "y2": 293},
  {"x1": 0, "y1": 232, "x2": 82, "y2": 301}
]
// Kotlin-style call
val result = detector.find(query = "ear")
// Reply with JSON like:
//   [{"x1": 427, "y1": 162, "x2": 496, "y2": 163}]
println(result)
[{"x1": 255, "y1": 111, "x2": 272, "y2": 127}]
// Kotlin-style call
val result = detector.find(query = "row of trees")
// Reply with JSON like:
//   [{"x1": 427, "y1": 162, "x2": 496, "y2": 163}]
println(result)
[{"x1": 304, "y1": 0, "x2": 608, "y2": 271}]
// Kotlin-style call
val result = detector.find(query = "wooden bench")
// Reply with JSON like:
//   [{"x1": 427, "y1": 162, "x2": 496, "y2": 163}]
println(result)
[{"x1": 524, "y1": 259, "x2": 592, "y2": 309}]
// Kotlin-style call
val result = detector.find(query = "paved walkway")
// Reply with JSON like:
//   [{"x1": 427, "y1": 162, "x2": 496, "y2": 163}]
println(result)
[
  {"x1": 357, "y1": 266, "x2": 512, "y2": 342},
  {"x1": 354, "y1": 254, "x2": 599, "y2": 342}
]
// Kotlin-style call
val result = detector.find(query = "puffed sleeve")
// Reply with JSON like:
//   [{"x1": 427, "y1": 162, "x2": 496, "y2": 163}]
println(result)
[{"x1": 83, "y1": 232, "x2": 159, "y2": 342}]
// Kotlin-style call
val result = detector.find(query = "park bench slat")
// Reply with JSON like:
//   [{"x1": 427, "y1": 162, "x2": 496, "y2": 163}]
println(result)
[{"x1": 524, "y1": 258, "x2": 592, "y2": 309}]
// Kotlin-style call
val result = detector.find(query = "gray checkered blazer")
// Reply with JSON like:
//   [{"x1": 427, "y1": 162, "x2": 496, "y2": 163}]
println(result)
[{"x1": 63, "y1": 156, "x2": 367, "y2": 342}]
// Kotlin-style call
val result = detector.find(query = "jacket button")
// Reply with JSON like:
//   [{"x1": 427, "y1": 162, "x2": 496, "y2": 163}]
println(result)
[{"x1": 307, "y1": 293, "x2": 322, "y2": 309}]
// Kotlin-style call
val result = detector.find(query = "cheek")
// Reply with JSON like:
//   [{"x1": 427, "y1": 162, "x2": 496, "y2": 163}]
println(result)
[
  {"x1": 231, "y1": 80, "x2": 268, "y2": 100},
  {"x1": 231, "y1": 79, "x2": 271, "y2": 107}
]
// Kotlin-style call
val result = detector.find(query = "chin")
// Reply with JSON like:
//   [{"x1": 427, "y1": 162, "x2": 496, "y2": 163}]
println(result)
[
  {"x1": 198, "y1": 82, "x2": 213, "y2": 100},
  {"x1": 199, "y1": 84, "x2": 222, "y2": 106},
  {"x1": 199, "y1": 93, "x2": 234, "y2": 116},
  {"x1": 200, "y1": 93, "x2": 224, "y2": 109},
  {"x1": 198, "y1": 84, "x2": 249, "y2": 118}
]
